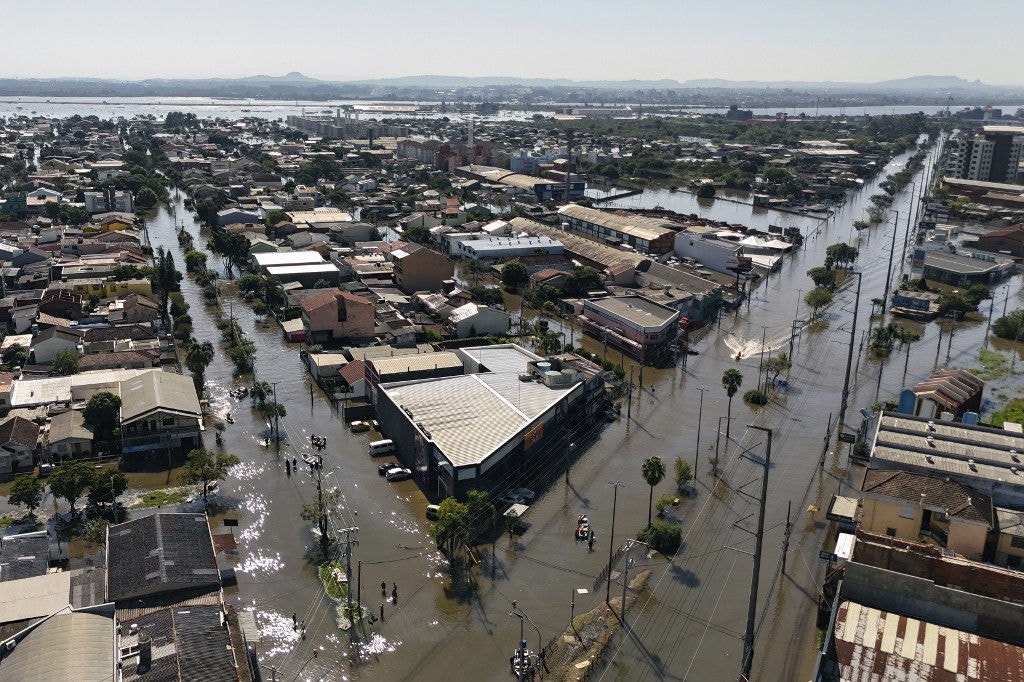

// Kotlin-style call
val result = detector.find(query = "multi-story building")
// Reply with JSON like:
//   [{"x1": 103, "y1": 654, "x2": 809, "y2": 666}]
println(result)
[
  {"x1": 390, "y1": 244, "x2": 454, "y2": 294},
  {"x1": 945, "y1": 126, "x2": 1024, "y2": 184},
  {"x1": 83, "y1": 189, "x2": 134, "y2": 214},
  {"x1": 578, "y1": 295, "x2": 679, "y2": 364}
]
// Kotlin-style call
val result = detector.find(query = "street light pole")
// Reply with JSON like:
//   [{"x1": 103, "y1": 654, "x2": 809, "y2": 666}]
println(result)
[
  {"x1": 838, "y1": 272, "x2": 863, "y2": 431},
  {"x1": 570, "y1": 587, "x2": 588, "y2": 641},
  {"x1": 741, "y1": 425, "x2": 773, "y2": 680}
]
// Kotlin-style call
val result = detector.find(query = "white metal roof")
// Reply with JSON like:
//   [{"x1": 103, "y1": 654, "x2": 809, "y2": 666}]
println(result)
[
  {"x1": 0, "y1": 572, "x2": 71, "y2": 623},
  {"x1": 252, "y1": 251, "x2": 325, "y2": 267}
]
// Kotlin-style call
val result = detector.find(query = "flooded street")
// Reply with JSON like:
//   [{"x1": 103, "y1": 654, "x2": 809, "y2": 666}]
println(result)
[{"x1": 141, "y1": 134, "x2": 1024, "y2": 681}]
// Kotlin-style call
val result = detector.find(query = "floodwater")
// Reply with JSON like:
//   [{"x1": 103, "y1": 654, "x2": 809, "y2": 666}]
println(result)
[{"x1": 142, "y1": 134, "x2": 1024, "y2": 681}]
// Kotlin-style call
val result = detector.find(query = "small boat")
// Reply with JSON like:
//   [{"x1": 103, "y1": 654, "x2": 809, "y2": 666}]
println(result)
[
  {"x1": 231, "y1": 387, "x2": 249, "y2": 399},
  {"x1": 575, "y1": 515, "x2": 590, "y2": 541},
  {"x1": 302, "y1": 453, "x2": 321, "y2": 468}
]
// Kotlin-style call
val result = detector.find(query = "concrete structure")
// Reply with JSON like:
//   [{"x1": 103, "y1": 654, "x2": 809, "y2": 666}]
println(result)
[
  {"x1": 578, "y1": 295, "x2": 679, "y2": 364},
  {"x1": 119, "y1": 371, "x2": 202, "y2": 463},
  {"x1": 859, "y1": 468, "x2": 992, "y2": 560},
  {"x1": 558, "y1": 204, "x2": 677, "y2": 255},
  {"x1": 300, "y1": 290, "x2": 375, "y2": 344},
  {"x1": 216, "y1": 207, "x2": 260, "y2": 226},
  {"x1": 921, "y1": 250, "x2": 1014, "y2": 287},
  {"x1": 944, "y1": 126, "x2": 1024, "y2": 184},
  {"x1": 869, "y1": 412, "x2": 1024, "y2": 509},
  {"x1": 673, "y1": 232, "x2": 746, "y2": 275},
  {"x1": 374, "y1": 345, "x2": 603, "y2": 500},
  {"x1": 455, "y1": 165, "x2": 584, "y2": 202},
  {"x1": 977, "y1": 223, "x2": 1024, "y2": 257},
  {"x1": 910, "y1": 369, "x2": 984, "y2": 420},
  {"x1": 391, "y1": 244, "x2": 454, "y2": 294},
  {"x1": 83, "y1": 189, "x2": 133, "y2": 214},
  {"x1": 447, "y1": 303, "x2": 511, "y2": 338},
  {"x1": 995, "y1": 507, "x2": 1024, "y2": 569},
  {"x1": 452, "y1": 234, "x2": 564, "y2": 260}
]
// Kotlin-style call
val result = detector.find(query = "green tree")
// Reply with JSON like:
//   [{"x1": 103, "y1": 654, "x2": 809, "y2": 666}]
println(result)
[
  {"x1": 637, "y1": 518, "x2": 682, "y2": 554},
  {"x1": 185, "y1": 341, "x2": 215, "y2": 390},
  {"x1": 135, "y1": 186, "x2": 159, "y2": 209},
  {"x1": 184, "y1": 249, "x2": 207, "y2": 272},
  {"x1": 50, "y1": 461, "x2": 97, "y2": 516},
  {"x1": 8, "y1": 474, "x2": 43, "y2": 515},
  {"x1": 695, "y1": 183, "x2": 716, "y2": 199},
  {"x1": 994, "y1": 309, "x2": 1024, "y2": 341},
  {"x1": 825, "y1": 243, "x2": 859, "y2": 269},
  {"x1": 501, "y1": 259, "x2": 529, "y2": 291},
  {"x1": 49, "y1": 348, "x2": 81, "y2": 376},
  {"x1": 464, "y1": 489, "x2": 493, "y2": 544},
  {"x1": 430, "y1": 497, "x2": 469, "y2": 557},
  {"x1": 180, "y1": 448, "x2": 240, "y2": 507},
  {"x1": 722, "y1": 369, "x2": 743, "y2": 445},
  {"x1": 807, "y1": 266, "x2": 836, "y2": 289},
  {"x1": 763, "y1": 351, "x2": 792, "y2": 386},
  {"x1": 641, "y1": 456, "x2": 666, "y2": 526},
  {"x1": 264, "y1": 210, "x2": 290, "y2": 228},
  {"x1": 674, "y1": 457, "x2": 692, "y2": 494},
  {"x1": 805, "y1": 287, "x2": 834, "y2": 317},
  {"x1": 83, "y1": 391, "x2": 122, "y2": 440},
  {"x1": 937, "y1": 291, "x2": 975, "y2": 317},
  {"x1": 564, "y1": 266, "x2": 603, "y2": 296},
  {"x1": 402, "y1": 224, "x2": 432, "y2": 244},
  {"x1": 1, "y1": 343, "x2": 28, "y2": 370},
  {"x1": 87, "y1": 470, "x2": 128, "y2": 508},
  {"x1": 82, "y1": 518, "x2": 110, "y2": 547}
]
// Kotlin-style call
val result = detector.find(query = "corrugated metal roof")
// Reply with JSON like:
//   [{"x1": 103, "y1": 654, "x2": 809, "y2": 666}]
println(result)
[
  {"x1": 119, "y1": 371, "x2": 201, "y2": 423},
  {"x1": 558, "y1": 204, "x2": 678, "y2": 242},
  {"x1": 833, "y1": 600, "x2": 1024, "y2": 680},
  {"x1": 0, "y1": 609, "x2": 115, "y2": 681},
  {"x1": 0, "y1": 572, "x2": 71, "y2": 623},
  {"x1": 371, "y1": 351, "x2": 463, "y2": 376},
  {"x1": 457, "y1": 344, "x2": 540, "y2": 375}
]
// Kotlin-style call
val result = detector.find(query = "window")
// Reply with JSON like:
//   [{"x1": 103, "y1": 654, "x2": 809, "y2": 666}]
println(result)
[
  {"x1": 163, "y1": 418, "x2": 175, "y2": 427},
  {"x1": 1011, "y1": 536, "x2": 1024, "y2": 550},
  {"x1": 899, "y1": 507, "x2": 916, "y2": 520},
  {"x1": 886, "y1": 528, "x2": 897, "y2": 537}
]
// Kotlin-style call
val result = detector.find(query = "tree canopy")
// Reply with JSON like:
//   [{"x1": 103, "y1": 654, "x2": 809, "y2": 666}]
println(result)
[
  {"x1": 501, "y1": 259, "x2": 529, "y2": 291},
  {"x1": 181, "y1": 448, "x2": 240, "y2": 506},
  {"x1": 83, "y1": 391, "x2": 122, "y2": 439},
  {"x1": 8, "y1": 474, "x2": 43, "y2": 514},
  {"x1": 50, "y1": 348, "x2": 81, "y2": 376},
  {"x1": 50, "y1": 461, "x2": 97, "y2": 515},
  {"x1": 805, "y1": 287, "x2": 834, "y2": 316}
]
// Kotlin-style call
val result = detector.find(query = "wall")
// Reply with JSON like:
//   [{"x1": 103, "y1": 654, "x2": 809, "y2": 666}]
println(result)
[
  {"x1": 860, "y1": 498, "x2": 921, "y2": 540},
  {"x1": 947, "y1": 520, "x2": 986, "y2": 560}
]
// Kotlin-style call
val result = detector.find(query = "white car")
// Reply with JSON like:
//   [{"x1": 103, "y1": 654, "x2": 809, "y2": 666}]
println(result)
[
  {"x1": 509, "y1": 487, "x2": 536, "y2": 503},
  {"x1": 385, "y1": 467, "x2": 413, "y2": 482}
]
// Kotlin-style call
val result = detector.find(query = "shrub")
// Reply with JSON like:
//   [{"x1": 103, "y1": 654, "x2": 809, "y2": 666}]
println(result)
[
  {"x1": 743, "y1": 388, "x2": 768, "y2": 405},
  {"x1": 638, "y1": 519, "x2": 682, "y2": 555}
]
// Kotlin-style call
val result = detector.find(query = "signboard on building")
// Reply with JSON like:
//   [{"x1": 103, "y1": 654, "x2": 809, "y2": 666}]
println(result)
[{"x1": 524, "y1": 422, "x2": 544, "y2": 450}]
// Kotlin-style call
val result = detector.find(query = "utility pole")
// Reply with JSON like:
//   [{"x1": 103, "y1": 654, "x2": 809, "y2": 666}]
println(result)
[
  {"x1": 782, "y1": 500, "x2": 792, "y2": 574},
  {"x1": 741, "y1": 425, "x2": 773, "y2": 680},
  {"x1": 271, "y1": 382, "x2": 280, "y2": 446},
  {"x1": 789, "y1": 290, "x2": 802, "y2": 359},
  {"x1": 694, "y1": 386, "x2": 706, "y2": 482},
  {"x1": 838, "y1": 272, "x2": 863, "y2": 430},
  {"x1": 935, "y1": 326, "x2": 943, "y2": 369},
  {"x1": 338, "y1": 526, "x2": 360, "y2": 630},
  {"x1": 606, "y1": 481, "x2": 624, "y2": 604},
  {"x1": 757, "y1": 326, "x2": 768, "y2": 393},
  {"x1": 820, "y1": 412, "x2": 832, "y2": 468},
  {"x1": 626, "y1": 365, "x2": 634, "y2": 422},
  {"x1": 881, "y1": 209, "x2": 899, "y2": 318}
]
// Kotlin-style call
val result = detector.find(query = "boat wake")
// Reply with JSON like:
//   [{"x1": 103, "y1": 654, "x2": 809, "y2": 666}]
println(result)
[{"x1": 724, "y1": 330, "x2": 796, "y2": 360}]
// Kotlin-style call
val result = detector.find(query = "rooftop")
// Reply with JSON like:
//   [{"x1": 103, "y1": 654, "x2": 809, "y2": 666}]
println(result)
[
  {"x1": 833, "y1": 600, "x2": 1024, "y2": 681},
  {"x1": 861, "y1": 468, "x2": 993, "y2": 525},
  {"x1": 0, "y1": 607, "x2": 115, "y2": 682},
  {"x1": 0, "y1": 572, "x2": 71, "y2": 624},
  {"x1": 584, "y1": 295, "x2": 679, "y2": 328},
  {"x1": 558, "y1": 204, "x2": 679, "y2": 242},
  {"x1": 508, "y1": 216, "x2": 646, "y2": 269},
  {"x1": 105, "y1": 513, "x2": 220, "y2": 602},
  {"x1": 252, "y1": 251, "x2": 326, "y2": 268},
  {"x1": 120, "y1": 605, "x2": 238, "y2": 682},
  {"x1": 10, "y1": 368, "x2": 153, "y2": 408},
  {"x1": 0, "y1": 532, "x2": 50, "y2": 582},
  {"x1": 119, "y1": 371, "x2": 201, "y2": 424},
  {"x1": 370, "y1": 351, "x2": 463, "y2": 377},
  {"x1": 923, "y1": 250, "x2": 1011, "y2": 275}
]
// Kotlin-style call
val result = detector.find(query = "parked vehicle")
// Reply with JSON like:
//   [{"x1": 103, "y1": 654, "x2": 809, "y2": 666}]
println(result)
[
  {"x1": 350, "y1": 420, "x2": 372, "y2": 433},
  {"x1": 510, "y1": 487, "x2": 536, "y2": 503},
  {"x1": 385, "y1": 467, "x2": 413, "y2": 482},
  {"x1": 377, "y1": 462, "x2": 397, "y2": 476},
  {"x1": 368, "y1": 439, "x2": 396, "y2": 457},
  {"x1": 425, "y1": 504, "x2": 440, "y2": 520}
]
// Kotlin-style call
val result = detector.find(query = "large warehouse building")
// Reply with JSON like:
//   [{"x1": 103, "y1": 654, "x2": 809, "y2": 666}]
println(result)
[{"x1": 373, "y1": 344, "x2": 606, "y2": 500}]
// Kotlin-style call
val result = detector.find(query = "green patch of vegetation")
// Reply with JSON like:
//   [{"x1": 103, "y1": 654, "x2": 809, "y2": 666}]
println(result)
[
  {"x1": 318, "y1": 560, "x2": 350, "y2": 601},
  {"x1": 134, "y1": 488, "x2": 190, "y2": 508},
  {"x1": 0, "y1": 515, "x2": 15, "y2": 531},
  {"x1": 973, "y1": 347, "x2": 1014, "y2": 381},
  {"x1": 991, "y1": 399, "x2": 1024, "y2": 429},
  {"x1": 637, "y1": 519, "x2": 682, "y2": 555},
  {"x1": 743, "y1": 388, "x2": 769, "y2": 406}
]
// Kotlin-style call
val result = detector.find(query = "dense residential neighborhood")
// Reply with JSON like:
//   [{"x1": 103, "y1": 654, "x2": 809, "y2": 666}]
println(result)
[{"x1": 0, "y1": 84, "x2": 1022, "y2": 681}]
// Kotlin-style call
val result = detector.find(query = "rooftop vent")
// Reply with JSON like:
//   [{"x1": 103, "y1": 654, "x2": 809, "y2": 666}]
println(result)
[
  {"x1": 1012, "y1": 449, "x2": 1020, "y2": 463},
  {"x1": 925, "y1": 454, "x2": 934, "y2": 464},
  {"x1": 926, "y1": 435, "x2": 935, "y2": 447},
  {"x1": 968, "y1": 459, "x2": 977, "y2": 471},
  {"x1": 927, "y1": 421, "x2": 936, "y2": 432}
]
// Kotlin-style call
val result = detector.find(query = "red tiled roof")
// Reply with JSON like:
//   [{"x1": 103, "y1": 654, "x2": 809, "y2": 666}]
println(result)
[{"x1": 338, "y1": 360, "x2": 366, "y2": 385}]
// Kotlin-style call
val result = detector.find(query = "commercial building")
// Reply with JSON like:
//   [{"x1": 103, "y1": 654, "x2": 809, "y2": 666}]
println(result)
[
  {"x1": 453, "y1": 234, "x2": 565, "y2": 260},
  {"x1": 455, "y1": 165, "x2": 585, "y2": 202},
  {"x1": 977, "y1": 223, "x2": 1024, "y2": 257},
  {"x1": 83, "y1": 189, "x2": 134, "y2": 214},
  {"x1": 920, "y1": 249, "x2": 1014, "y2": 287},
  {"x1": 944, "y1": 126, "x2": 1024, "y2": 184},
  {"x1": 672, "y1": 232, "x2": 747, "y2": 275},
  {"x1": 558, "y1": 204, "x2": 678, "y2": 255},
  {"x1": 869, "y1": 412, "x2": 1024, "y2": 509},
  {"x1": 374, "y1": 345, "x2": 605, "y2": 500},
  {"x1": 578, "y1": 295, "x2": 679, "y2": 364}
]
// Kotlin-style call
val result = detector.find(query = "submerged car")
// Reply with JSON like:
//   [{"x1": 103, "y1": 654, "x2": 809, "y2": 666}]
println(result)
[
  {"x1": 385, "y1": 467, "x2": 413, "y2": 482},
  {"x1": 350, "y1": 420, "x2": 372, "y2": 433}
]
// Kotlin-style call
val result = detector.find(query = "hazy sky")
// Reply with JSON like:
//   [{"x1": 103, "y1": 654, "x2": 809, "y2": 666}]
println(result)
[{"x1": 4, "y1": 0, "x2": 1022, "y2": 84}]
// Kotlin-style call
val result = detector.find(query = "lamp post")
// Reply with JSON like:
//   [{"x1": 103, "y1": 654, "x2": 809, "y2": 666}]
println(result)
[
  {"x1": 694, "y1": 387, "x2": 706, "y2": 481},
  {"x1": 838, "y1": 272, "x2": 863, "y2": 431},
  {"x1": 570, "y1": 587, "x2": 588, "y2": 640},
  {"x1": 881, "y1": 209, "x2": 899, "y2": 317}
]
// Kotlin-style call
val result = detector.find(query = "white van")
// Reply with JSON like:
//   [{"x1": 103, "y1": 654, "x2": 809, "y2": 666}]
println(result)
[{"x1": 368, "y1": 439, "x2": 396, "y2": 457}]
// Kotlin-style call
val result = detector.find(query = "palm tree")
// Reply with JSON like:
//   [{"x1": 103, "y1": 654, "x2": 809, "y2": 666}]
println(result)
[
  {"x1": 185, "y1": 341, "x2": 215, "y2": 390},
  {"x1": 641, "y1": 456, "x2": 666, "y2": 526},
  {"x1": 722, "y1": 369, "x2": 744, "y2": 446}
]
